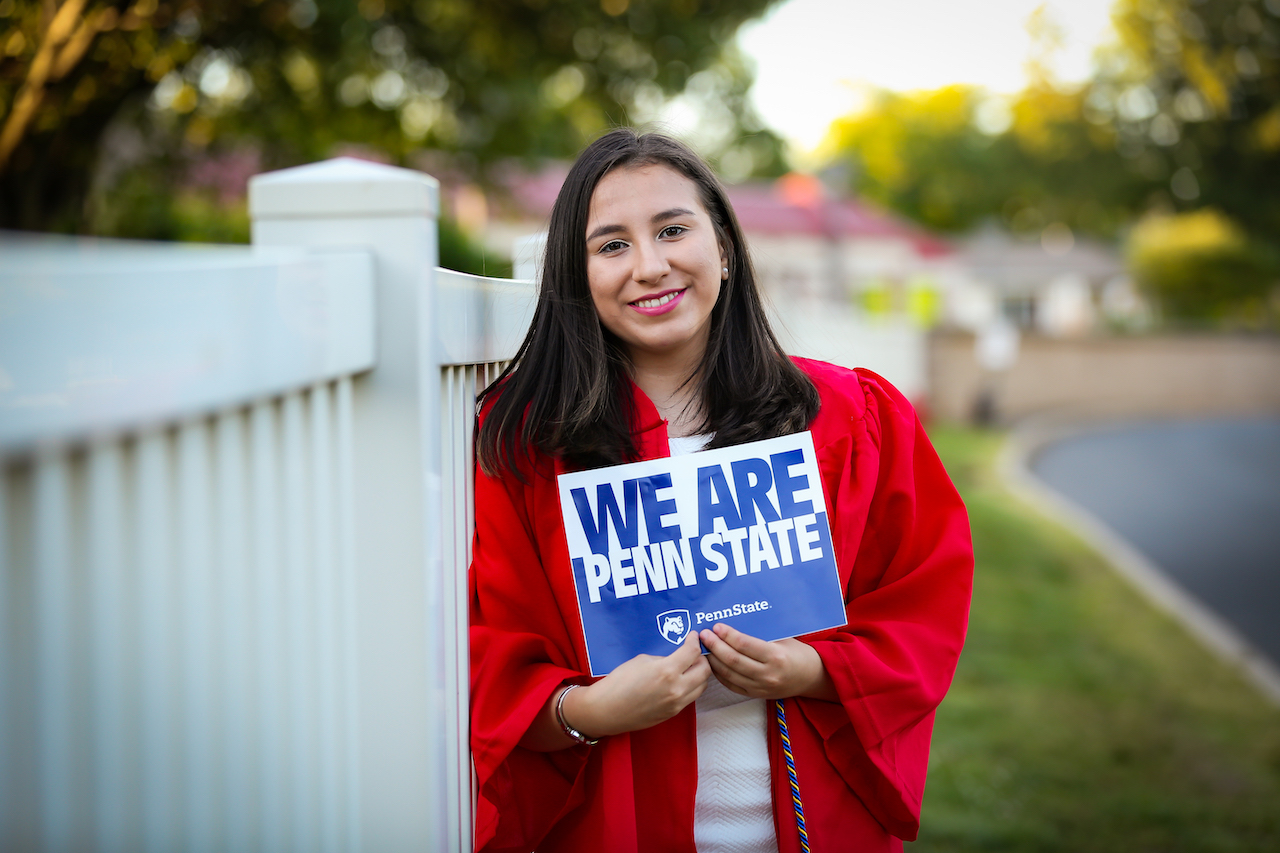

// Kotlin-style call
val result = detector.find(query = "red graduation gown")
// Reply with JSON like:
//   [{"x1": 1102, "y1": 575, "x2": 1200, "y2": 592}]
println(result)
[{"x1": 469, "y1": 358, "x2": 973, "y2": 852}]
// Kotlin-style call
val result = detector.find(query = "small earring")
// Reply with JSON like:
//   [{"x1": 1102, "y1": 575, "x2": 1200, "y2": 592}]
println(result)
[{"x1": 722, "y1": 266, "x2": 729, "y2": 278}]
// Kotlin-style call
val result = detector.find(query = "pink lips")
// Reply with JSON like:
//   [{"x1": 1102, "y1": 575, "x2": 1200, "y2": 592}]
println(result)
[{"x1": 629, "y1": 288, "x2": 685, "y2": 316}]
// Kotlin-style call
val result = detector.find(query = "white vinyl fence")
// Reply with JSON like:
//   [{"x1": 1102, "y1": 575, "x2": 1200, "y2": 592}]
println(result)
[{"x1": 0, "y1": 157, "x2": 534, "y2": 853}]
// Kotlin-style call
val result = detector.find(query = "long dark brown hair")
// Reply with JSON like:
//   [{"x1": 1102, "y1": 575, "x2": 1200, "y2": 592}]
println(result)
[{"x1": 476, "y1": 128, "x2": 819, "y2": 475}]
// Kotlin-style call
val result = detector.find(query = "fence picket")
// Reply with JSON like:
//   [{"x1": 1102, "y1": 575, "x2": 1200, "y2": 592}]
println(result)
[
  {"x1": 135, "y1": 430, "x2": 177, "y2": 853},
  {"x1": 87, "y1": 440, "x2": 130, "y2": 853},
  {"x1": 215, "y1": 408, "x2": 255, "y2": 850},
  {"x1": 177, "y1": 418, "x2": 219, "y2": 853},
  {"x1": 250, "y1": 399, "x2": 288, "y2": 853},
  {"x1": 281, "y1": 390, "x2": 318, "y2": 851},
  {"x1": 311, "y1": 381, "x2": 344, "y2": 853},
  {"x1": 35, "y1": 452, "x2": 76, "y2": 853},
  {"x1": 335, "y1": 376, "x2": 361, "y2": 853}
]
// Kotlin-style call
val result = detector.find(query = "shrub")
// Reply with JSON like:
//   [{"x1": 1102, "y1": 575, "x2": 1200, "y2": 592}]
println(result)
[{"x1": 1126, "y1": 209, "x2": 1279, "y2": 325}]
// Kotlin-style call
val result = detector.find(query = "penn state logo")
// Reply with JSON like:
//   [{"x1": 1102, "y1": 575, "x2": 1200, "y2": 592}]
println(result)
[{"x1": 657, "y1": 609, "x2": 691, "y2": 645}]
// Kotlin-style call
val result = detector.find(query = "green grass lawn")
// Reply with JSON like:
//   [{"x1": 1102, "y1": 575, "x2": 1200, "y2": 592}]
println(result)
[{"x1": 910, "y1": 427, "x2": 1280, "y2": 852}]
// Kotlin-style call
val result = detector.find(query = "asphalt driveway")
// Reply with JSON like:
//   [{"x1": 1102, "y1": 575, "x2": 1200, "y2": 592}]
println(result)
[{"x1": 1029, "y1": 417, "x2": 1280, "y2": 667}]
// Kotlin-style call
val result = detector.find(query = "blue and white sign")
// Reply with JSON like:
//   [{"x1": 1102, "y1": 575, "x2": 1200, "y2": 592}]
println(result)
[{"x1": 557, "y1": 431, "x2": 847, "y2": 675}]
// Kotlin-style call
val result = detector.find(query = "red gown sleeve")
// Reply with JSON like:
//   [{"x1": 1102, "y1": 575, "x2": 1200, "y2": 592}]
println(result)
[
  {"x1": 795, "y1": 367, "x2": 973, "y2": 841},
  {"x1": 469, "y1": 449, "x2": 594, "y2": 852}
]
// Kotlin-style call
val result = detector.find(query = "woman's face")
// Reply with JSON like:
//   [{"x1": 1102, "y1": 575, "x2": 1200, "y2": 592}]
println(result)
[{"x1": 584, "y1": 163, "x2": 728, "y2": 370}]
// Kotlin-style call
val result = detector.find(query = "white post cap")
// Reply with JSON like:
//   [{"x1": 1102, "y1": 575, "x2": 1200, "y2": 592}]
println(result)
[{"x1": 249, "y1": 156, "x2": 440, "y2": 220}]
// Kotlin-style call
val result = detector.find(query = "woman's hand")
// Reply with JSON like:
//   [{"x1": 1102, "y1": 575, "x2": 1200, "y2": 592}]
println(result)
[
  {"x1": 699, "y1": 623, "x2": 838, "y2": 702},
  {"x1": 565, "y1": 632, "x2": 711, "y2": 738},
  {"x1": 522, "y1": 632, "x2": 711, "y2": 751}
]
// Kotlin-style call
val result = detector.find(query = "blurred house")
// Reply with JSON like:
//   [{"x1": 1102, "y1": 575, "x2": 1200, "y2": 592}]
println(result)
[
  {"x1": 952, "y1": 224, "x2": 1147, "y2": 337},
  {"x1": 720, "y1": 174, "x2": 958, "y2": 321}
]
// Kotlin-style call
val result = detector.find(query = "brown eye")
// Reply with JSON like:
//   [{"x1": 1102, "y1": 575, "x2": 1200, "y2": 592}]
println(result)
[{"x1": 659, "y1": 225, "x2": 687, "y2": 239}]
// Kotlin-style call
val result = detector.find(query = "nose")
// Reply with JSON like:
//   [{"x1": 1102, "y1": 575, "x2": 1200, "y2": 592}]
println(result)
[{"x1": 631, "y1": 239, "x2": 670, "y2": 284}]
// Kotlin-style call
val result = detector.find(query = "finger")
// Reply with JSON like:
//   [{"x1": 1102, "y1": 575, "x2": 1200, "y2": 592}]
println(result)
[
  {"x1": 704, "y1": 651, "x2": 738, "y2": 682},
  {"x1": 705, "y1": 629, "x2": 766, "y2": 677},
  {"x1": 699, "y1": 627, "x2": 748, "y2": 661},
  {"x1": 683, "y1": 645, "x2": 713, "y2": 679},
  {"x1": 708, "y1": 664, "x2": 750, "y2": 695},
  {"x1": 685, "y1": 670, "x2": 712, "y2": 703},
  {"x1": 672, "y1": 655, "x2": 712, "y2": 708},
  {"x1": 705, "y1": 646, "x2": 759, "y2": 693},
  {"x1": 687, "y1": 654, "x2": 712, "y2": 685},
  {"x1": 668, "y1": 631, "x2": 701, "y2": 665},
  {"x1": 712, "y1": 623, "x2": 774, "y2": 663},
  {"x1": 674, "y1": 633, "x2": 711, "y2": 678},
  {"x1": 698, "y1": 629, "x2": 737, "y2": 668}
]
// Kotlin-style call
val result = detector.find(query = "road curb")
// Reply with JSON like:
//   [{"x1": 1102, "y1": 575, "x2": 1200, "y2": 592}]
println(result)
[{"x1": 998, "y1": 419, "x2": 1280, "y2": 708}]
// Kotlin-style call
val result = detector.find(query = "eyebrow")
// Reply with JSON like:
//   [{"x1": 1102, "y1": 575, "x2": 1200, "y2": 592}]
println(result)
[{"x1": 585, "y1": 207, "x2": 697, "y2": 244}]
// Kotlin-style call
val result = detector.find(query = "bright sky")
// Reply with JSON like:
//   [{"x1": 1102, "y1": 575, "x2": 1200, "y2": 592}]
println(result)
[{"x1": 737, "y1": 0, "x2": 1120, "y2": 154}]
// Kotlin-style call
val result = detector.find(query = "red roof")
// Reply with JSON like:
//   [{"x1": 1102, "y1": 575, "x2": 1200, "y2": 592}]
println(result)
[{"x1": 725, "y1": 180, "x2": 951, "y2": 257}]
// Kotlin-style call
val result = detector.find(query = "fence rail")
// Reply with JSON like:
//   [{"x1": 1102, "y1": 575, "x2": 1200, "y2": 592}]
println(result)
[
  {"x1": 0, "y1": 157, "x2": 534, "y2": 852},
  {"x1": 0, "y1": 237, "x2": 375, "y2": 454}
]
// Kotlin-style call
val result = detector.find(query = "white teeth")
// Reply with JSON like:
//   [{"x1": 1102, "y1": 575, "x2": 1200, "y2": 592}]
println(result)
[{"x1": 633, "y1": 291, "x2": 680, "y2": 309}]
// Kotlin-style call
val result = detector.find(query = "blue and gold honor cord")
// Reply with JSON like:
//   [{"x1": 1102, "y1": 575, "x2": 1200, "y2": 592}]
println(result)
[{"x1": 774, "y1": 699, "x2": 811, "y2": 853}]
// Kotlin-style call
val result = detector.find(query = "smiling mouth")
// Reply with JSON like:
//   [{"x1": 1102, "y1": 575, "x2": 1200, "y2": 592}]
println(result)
[{"x1": 631, "y1": 289, "x2": 684, "y2": 309}]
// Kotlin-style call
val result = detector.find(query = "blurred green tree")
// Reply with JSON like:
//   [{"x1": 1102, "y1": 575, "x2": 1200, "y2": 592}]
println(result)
[
  {"x1": 1127, "y1": 208, "x2": 1278, "y2": 324},
  {"x1": 818, "y1": 83, "x2": 1145, "y2": 238},
  {"x1": 817, "y1": 0, "x2": 1280, "y2": 323},
  {"x1": 1099, "y1": 0, "x2": 1280, "y2": 236},
  {"x1": 820, "y1": 0, "x2": 1280, "y2": 243},
  {"x1": 0, "y1": 0, "x2": 786, "y2": 232},
  {"x1": 819, "y1": 86, "x2": 1007, "y2": 233}
]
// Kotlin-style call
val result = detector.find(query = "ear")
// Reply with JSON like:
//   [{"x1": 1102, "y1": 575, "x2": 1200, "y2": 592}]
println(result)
[{"x1": 719, "y1": 243, "x2": 729, "y2": 280}]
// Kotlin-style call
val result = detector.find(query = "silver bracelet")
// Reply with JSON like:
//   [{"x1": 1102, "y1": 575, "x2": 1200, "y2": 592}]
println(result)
[{"x1": 555, "y1": 684, "x2": 599, "y2": 746}]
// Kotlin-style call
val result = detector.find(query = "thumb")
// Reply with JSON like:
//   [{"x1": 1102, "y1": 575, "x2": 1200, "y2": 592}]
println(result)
[{"x1": 673, "y1": 629, "x2": 702, "y2": 660}]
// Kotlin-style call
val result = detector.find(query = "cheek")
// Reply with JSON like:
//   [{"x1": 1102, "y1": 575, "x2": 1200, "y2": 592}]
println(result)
[
  {"x1": 585, "y1": 259, "x2": 605, "y2": 295},
  {"x1": 586, "y1": 269, "x2": 611, "y2": 313},
  {"x1": 705, "y1": 278, "x2": 723, "y2": 310},
  {"x1": 585, "y1": 268, "x2": 624, "y2": 335}
]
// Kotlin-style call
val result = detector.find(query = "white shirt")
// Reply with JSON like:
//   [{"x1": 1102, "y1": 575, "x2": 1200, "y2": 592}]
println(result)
[{"x1": 668, "y1": 434, "x2": 778, "y2": 853}]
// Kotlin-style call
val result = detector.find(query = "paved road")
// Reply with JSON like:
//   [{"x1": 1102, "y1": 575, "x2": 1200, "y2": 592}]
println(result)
[{"x1": 1030, "y1": 417, "x2": 1280, "y2": 667}]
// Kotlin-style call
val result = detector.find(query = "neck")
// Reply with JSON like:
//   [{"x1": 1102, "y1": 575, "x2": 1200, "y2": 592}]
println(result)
[{"x1": 629, "y1": 351, "x2": 706, "y2": 439}]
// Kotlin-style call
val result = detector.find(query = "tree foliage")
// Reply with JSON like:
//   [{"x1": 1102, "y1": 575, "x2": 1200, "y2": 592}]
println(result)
[
  {"x1": 1096, "y1": 0, "x2": 1280, "y2": 235},
  {"x1": 818, "y1": 0, "x2": 1280, "y2": 322},
  {"x1": 0, "y1": 0, "x2": 786, "y2": 231},
  {"x1": 820, "y1": 86, "x2": 1002, "y2": 233},
  {"x1": 1127, "y1": 208, "x2": 1278, "y2": 323},
  {"x1": 821, "y1": 0, "x2": 1280, "y2": 237},
  {"x1": 819, "y1": 83, "x2": 1145, "y2": 238}
]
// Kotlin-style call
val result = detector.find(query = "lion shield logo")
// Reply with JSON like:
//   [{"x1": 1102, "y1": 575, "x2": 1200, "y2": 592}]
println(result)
[{"x1": 656, "y1": 609, "x2": 691, "y2": 645}]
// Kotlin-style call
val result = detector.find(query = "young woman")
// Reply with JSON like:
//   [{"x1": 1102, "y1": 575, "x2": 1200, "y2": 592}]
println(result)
[{"x1": 469, "y1": 129, "x2": 973, "y2": 853}]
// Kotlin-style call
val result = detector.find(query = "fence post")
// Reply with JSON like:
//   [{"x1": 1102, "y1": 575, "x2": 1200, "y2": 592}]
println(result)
[{"x1": 250, "y1": 158, "x2": 457, "y2": 851}]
